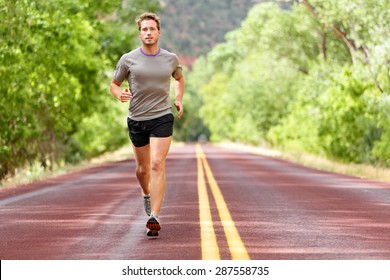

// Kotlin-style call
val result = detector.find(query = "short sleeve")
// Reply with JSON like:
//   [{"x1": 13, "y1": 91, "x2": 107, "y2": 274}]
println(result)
[
  {"x1": 112, "y1": 55, "x2": 128, "y2": 82},
  {"x1": 172, "y1": 55, "x2": 183, "y2": 80}
]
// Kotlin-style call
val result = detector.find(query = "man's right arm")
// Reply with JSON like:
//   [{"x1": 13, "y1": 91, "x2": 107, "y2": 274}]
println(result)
[{"x1": 110, "y1": 79, "x2": 132, "y2": 103}]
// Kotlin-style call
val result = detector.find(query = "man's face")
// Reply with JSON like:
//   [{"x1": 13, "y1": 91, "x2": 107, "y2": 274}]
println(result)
[{"x1": 139, "y1": 19, "x2": 160, "y2": 46}]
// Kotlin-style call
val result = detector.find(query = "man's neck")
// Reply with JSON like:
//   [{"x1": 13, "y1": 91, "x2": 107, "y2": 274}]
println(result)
[{"x1": 141, "y1": 45, "x2": 160, "y2": 56}]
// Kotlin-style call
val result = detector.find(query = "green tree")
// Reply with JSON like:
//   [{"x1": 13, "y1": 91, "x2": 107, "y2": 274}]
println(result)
[
  {"x1": 268, "y1": 0, "x2": 389, "y2": 164},
  {"x1": 191, "y1": 0, "x2": 389, "y2": 166},
  {"x1": 196, "y1": 3, "x2": 319, "y2": 144},
  {"x1": 0, "y1": 0, "x2": 162, "y2": 180}
]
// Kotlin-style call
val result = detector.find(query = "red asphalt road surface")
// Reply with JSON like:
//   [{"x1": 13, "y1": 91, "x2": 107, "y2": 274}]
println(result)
[{"x1": 1, "y1": 143, "x2": 390, "y2": 260}]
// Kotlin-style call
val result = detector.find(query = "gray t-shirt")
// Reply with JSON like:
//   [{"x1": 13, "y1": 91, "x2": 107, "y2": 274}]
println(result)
[{"x1": 112, "y1": 48, "x2": 183, "y2": 121}]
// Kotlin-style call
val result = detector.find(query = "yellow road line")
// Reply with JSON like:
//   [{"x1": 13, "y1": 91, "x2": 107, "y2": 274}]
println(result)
[
  {"x1": 196, "y1": 145, "x2": 220, "y2": 260},
  {"x1": 197, "y1": 144, "x2": 250, "y2": 260}
]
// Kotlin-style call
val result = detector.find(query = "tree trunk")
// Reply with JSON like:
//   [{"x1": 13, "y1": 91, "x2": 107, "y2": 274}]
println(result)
[{"x1": 299, "y1": 0, "x2": 358, "y2": 65}]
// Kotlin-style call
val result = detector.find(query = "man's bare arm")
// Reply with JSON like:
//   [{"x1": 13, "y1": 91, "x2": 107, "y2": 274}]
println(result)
[
  {"x1": 110, "y1": 79, "x2": 132, "y2": 103},
  {"x1": 174, "y1": 75, "x2": 185, "y2": 119}
]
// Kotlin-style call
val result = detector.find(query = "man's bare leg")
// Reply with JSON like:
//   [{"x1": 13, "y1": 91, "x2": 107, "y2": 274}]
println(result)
[
  {"x1": 149, "y1": 136, "x2": 172, "y2": 215},
  {"x1": 132, "y1": 144, "x2": 151, "y2": 196}
]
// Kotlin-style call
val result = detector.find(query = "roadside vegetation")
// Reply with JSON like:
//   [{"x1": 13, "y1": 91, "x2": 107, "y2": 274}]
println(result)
[
  {"x1": 187, "y1": 0, "x2": 389, "y2": 168},
  {"x1": 0, "y1": 0, "x2": 161, "y2": 182}
]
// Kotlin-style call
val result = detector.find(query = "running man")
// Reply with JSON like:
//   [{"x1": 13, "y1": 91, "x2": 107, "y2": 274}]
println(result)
[{"x1": 109, "y1": 12, "x2": 185, "y2": 237}]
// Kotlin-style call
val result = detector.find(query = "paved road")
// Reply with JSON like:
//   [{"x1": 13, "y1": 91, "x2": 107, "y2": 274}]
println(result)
[{"x1": 1, "y1": 144, "x2": 390, "y2": 260}]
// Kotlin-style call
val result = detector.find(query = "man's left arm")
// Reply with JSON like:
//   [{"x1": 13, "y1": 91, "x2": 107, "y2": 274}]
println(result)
[{"x1": 174, "y1": 75, "x2": 185, "y2": 119}]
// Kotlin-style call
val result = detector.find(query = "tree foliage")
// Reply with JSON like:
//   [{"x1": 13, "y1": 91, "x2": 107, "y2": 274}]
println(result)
[
  {"x1": 189, "y1": 0, "x2": 389, "y2": 166},
  {"x1": 0, "y1": 0, "x2": 161, "y2": 179}
]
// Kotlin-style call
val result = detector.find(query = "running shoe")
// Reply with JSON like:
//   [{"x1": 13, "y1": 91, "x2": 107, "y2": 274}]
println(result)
[
  {"x1": 146, "y1": 215, "x2": 161, "y2": 236},
  {"x1": 143, "y1": 194, "x2": 151, "y2": 216},
  {"x1": 146, "y1": 228, "x2": 159, "y2": 237}
]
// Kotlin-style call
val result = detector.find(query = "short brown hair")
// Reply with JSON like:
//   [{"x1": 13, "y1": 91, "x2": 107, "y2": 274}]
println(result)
[{"x1": 136, "y1": 12, "x2": 160, "y2": 31}]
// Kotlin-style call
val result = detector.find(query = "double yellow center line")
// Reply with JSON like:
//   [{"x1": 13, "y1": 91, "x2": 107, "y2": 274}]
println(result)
[{"x1": 196, "y1": 144, "x2": 250, "y2": 260}]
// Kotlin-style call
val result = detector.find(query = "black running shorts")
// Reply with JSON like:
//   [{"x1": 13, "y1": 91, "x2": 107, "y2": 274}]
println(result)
[{"x1": 127, "y1": 113, "x2": 174, "y2": 147}]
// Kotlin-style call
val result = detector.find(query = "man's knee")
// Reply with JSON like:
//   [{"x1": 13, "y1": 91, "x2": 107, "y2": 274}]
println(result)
[
  {"x1": 136, "y1": 165, "x2": 150, "y2": 177},
  {"x1": 151, "y1": 158, "x2": 165, "y2": 172}
]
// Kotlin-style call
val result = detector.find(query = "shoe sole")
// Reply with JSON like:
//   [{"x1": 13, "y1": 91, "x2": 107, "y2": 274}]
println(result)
[
  {"x1": 146, "y1": 229, "x2": 159, "y2": 237},
  {"x1": 146, "y1": 217, "x2": 161, "y2": 236}
]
